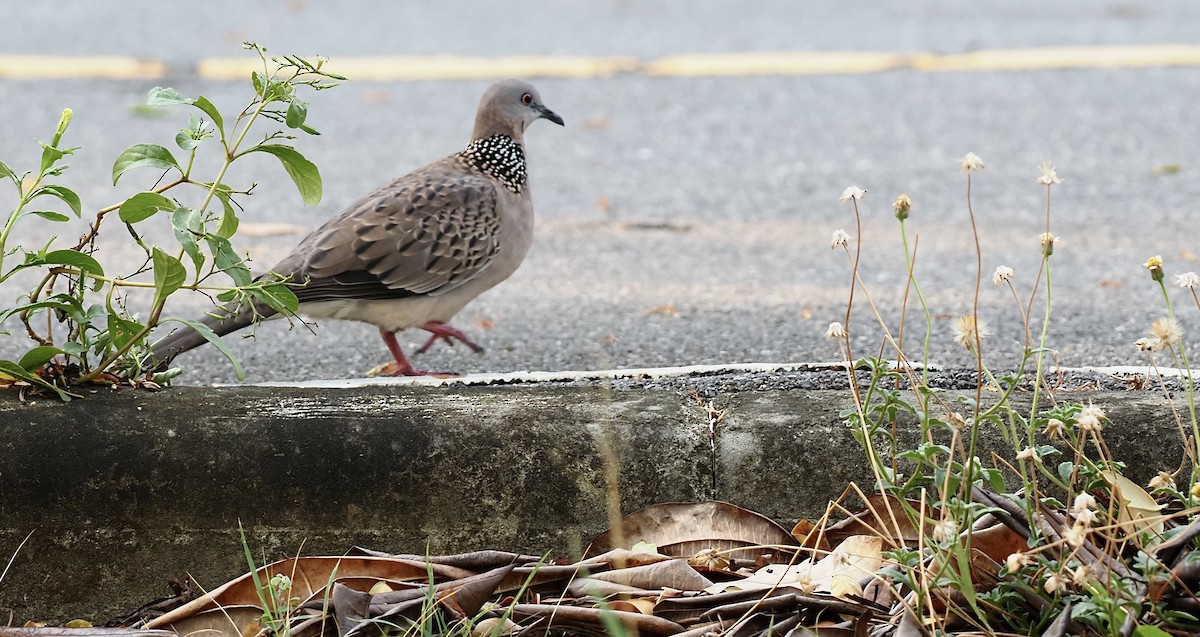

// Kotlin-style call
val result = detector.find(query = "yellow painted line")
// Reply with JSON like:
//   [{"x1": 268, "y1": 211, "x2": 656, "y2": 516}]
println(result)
[
  {"x1": 0, "y1": 55, "x2": 166, "y2": 79},
  {"x1": 198, "y1": 55, "x2": 640, "y2": 81},
  {"x1": 3, "y1": 45, "x2": 1200, "y2": 81},
  {"x1": 644, "y1": 51, "x2": 911, "y2": 76},
  {"x1": 914, "y1": 44, "x2": 1200, "y2": 72}
]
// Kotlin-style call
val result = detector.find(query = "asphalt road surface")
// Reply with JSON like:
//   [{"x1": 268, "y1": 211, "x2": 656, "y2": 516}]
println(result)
[{"x1": 2, "y1": 1, "x2": 1199, "y2": 385}]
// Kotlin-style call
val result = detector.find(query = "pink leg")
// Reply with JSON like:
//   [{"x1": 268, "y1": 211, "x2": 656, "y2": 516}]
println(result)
[
  {"x1": 414, "y1": 321, "x2": 485, "y2": 355},
  {"x1": 378, "y1": 328, "x2": 423, "y2": 376}
]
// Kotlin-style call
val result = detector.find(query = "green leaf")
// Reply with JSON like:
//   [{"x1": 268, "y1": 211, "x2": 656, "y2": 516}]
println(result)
[
  {"x1": 0, "y1": 360, "x2": 71, "y2": 400},
  {"x1": 31, "y1": 184, "x2": 82, "y2": 217},
  {"x1": 119, "y1": 191, "x2": 175, "y2": 223},
  {"x1": 0, "y1": 160, "x2": 14, "y2": 181},
  {"x1": 38, "y1": 142, "x2": 74, "y2": 174},
  {"x1": 251, "y1": 71, "x2": 266, "y2": 97},
  {"x1": 29, "y1": 210, "x2": 71, "y2": 223},
  {"x1": 112, "y1": 144, "x2": 180, "y2": 185},
  {"x1": 0, "y1": 295, "x2": 83, "y2": 324},
  {"x1": 214, "y1": 191, "x2": 240, "y2": 239},
  {"x1": 252, "y1": 283, "x2": 299, "y2": 316},
  {"x1": 106, "y1": 313, "x2": 145, "y2": 351},
  {"x1": 285, "y1": 98, "x2": 308, "y2": 128},
  {"x1": 175, "y1": 129, "x2": 200, "y2": 151},
  {"x1": 18, "y1": 345, "x2": 66, "y2": 371},
  {"x1": 41, "y1": 249, "x2": 104, "y2": 278},
  {"x1": 1134, "y1": 627, "x2": 1172, "y2": 637},
  {"x1": 248, "y1": 144, "x2": 322, "y2": 205},
  {"x1": 146, "y1": 86, "x2": 191, "y2": 106},
  {"x1": 151, "y1": 247, "x2": 186, "y2": 307},
  {"x1": 171, "y1": 207, "x2": 204, "y2": 274},
  {"x1": 174, "y1": 318, "x2": 245, "y2": 381},
  {"x1": 192, "y1": 96, "x2": 224, "y2": 137},
  {"x1": 205, "y1": 235, "x2": 251, "y2": 286}
]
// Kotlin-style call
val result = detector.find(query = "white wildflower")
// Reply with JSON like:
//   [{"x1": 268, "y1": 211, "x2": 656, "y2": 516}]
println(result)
[
  {"x1": 960, "y1": 152, "x2": 985, "y2": 172},
  {"x1": 1150, "y1": 318, "x2": 1182, "y2": 348},
  {"x1": 1076, "y1": 403, "x2": 1105, "y2": 433},
  {"x1": 839, "y1": 186, "x2": 866, "y2": 203},
  {"x1": 830, "y1": 228, "x2": 852, "y2": 249},
  {"x1": 950, "y1": 315, "x2": 990, "y2": 351},
  {"x1": 991, "y1": 265, "x2": 1015, "y2": 286},
  {"x1": 824, "y1": 322, "x2": 846, "y2": 340},
  {"x1": 1071, "y1": 493, "x2": 1097, "y2": 515},
  {"x1": 1063, "y1": 523, "x2": 1088, "y2": 547},
  {"x1": 1044, "y1": 572, "x2": 1068, "y2": 594},
  {"x1": 1149, "y1": 471, "x2": 1175, "y2": 491},
  {"x1": 1176, "y1": 272, "x2": 1200, "y2": 289},
  {"x1": 931, "y1": 518, "x2": 959, "y2": 543},
  {"x1": 1005, "y1": 552, "x2": 1032, "y2": 573},
  {"x1": 1037, "y1": 160, "x2": 1063, "y2": 186}
]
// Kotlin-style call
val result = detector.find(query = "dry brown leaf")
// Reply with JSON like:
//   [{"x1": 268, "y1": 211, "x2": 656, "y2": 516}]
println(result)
[
  {"x1": 1101, "y1": 469, "x2": 1166, "y2": 536},
  {"x1": 826, "y1": 494, "x2": 928, "y2": 547},
  {"x1": 146, "y1": 556, "x2": 471, "y2": 630},
  {"x1": 705, "y1": 535, "x2": 882, "y2": 595},
  {"x1": 586, "y1": 501, "x2": 797, "y2": 563},
  {"x1": 587, "y1": 559, "x2": 713, "y2": 591},
  {"x1": 790, "y1": 519, "x2": 831, "y2": 553},
  {"x1": 970, "y1": 520, "x2": 1028, "y2": 565}
]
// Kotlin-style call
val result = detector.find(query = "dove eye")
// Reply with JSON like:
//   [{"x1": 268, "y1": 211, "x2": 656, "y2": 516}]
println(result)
[{"x1": 520, "y1": 93, "x2": 533, "y2": 105}]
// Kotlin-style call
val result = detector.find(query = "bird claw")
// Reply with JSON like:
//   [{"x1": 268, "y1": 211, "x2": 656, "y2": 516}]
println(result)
[{"x1": 414, "y1": 321, "x2": 485, "y2": 355}]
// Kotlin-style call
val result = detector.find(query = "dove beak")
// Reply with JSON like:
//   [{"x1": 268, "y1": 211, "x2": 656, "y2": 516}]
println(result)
[{"x1": 536, "y1": 104, "x2": 564, "y2": 126}]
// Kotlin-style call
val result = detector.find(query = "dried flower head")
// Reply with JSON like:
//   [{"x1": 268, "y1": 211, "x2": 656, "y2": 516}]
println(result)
[
  {"x1": 1073, "y1": 507, "x2": 1098, "y2": 528},
  {"x1": 1176, "y1": 272, "x2": 1200, "y2": 289},
  {"x1": 825, "y1": 322, "x2": 846, "y2": 341},
  {"x1": 1071, "y1": 492, "x2": 1096, "y2": 514},
  {"x1": 1016, "y1": 447, "x2": 1040, "y2": 464},
  {"x1": 960, "y1": 152, "x2": 985, "y2": 172},
  {"x1": 1145, "y1": 255, "x2": 1164, "y2": 282},
  {"x1": 1076, "y1": 403, "x2": 1105, "y2": 433},
  {"x1": 1044, "y1": 572, "x2": 1068, "y2": 595},
  {"x1": 1039, "y1": 232, "x2": 1058, "y2": 257},
  {"x1": 830, "y1": 228, "x2": 852, "y2": 249},
  {"x1": 1043, "y1": 418, "x2": 1065, "y2": 439},
  {"x1": 839, "y1": 186, "x2": 866, "y2": 203},
  {"x1": 893, "y1": 194, "x2": 912, "y2": 221},
  {"x1": 947, "y1": 412, "x2": 967, "y2": 429},
  {"x1": 992, "y1": 265, "x2": 1015, "y2": 286},
  {"x1": 1071, "y1": 564, "x2": 1094, "y2": 587},
  {"x1": 950, "y1": 314, "x2": 990, "y2": 351},
  {"x1": 931, "y1": 518, "x2": 959, "y2": 543},
  {"x1": 1149, "y1": 471, "x2": 1175, "y2": 491},
  {"x1": 1037, "y1": 160, "x2": 1063, "y2": 186},
  {"x1": 1005, "y1": 552, "x2": 1032, "y2": 573},
  {"x1": 1063, "y1": 523, "x2": 1088, "y2": 547},
  {"x1": 1150, "y1": 318, "x2": 1182, "y2": 347},
  {"x1": 1134, "y1": 338, "x2": 1157, "y2": 352}
]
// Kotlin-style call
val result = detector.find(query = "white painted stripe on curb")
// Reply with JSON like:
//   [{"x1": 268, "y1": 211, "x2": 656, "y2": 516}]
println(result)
[{"x1": 240, "y1": 361, "x2": 1171, "y2": 389}]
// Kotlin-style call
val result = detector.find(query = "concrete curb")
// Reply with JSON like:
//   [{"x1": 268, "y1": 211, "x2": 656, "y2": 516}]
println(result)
[{"x1": 0, "y1": 370, "x2": 1188, "y2": 622}]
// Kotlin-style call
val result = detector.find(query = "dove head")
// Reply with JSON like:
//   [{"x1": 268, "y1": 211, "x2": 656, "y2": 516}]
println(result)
[{"x1": 472, "y1": 79, "x2": 564, "y2": 141}]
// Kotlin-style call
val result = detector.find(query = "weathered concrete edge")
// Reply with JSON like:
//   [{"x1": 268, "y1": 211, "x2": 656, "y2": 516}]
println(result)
[{"x1": 0, "y1": 370, "x2": 1188, "y2": 622}]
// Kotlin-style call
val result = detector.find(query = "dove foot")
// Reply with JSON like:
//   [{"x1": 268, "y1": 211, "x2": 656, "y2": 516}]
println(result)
[
  {"x1": 376, "y1": 328, "x2": 462, "y2": 377},
  {"x1": 414, "y1": 321, "x2": 485, "y2": 355}
]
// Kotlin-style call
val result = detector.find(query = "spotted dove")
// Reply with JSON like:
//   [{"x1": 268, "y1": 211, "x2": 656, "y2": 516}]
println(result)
[{"x1": 150, "y1": 79, "x2": 563, "y2": 376}]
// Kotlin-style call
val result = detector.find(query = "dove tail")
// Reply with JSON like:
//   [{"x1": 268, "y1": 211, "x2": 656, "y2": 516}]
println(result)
[{"x1": 148, "y1": 302, "x2": 273, "y2": 369}]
